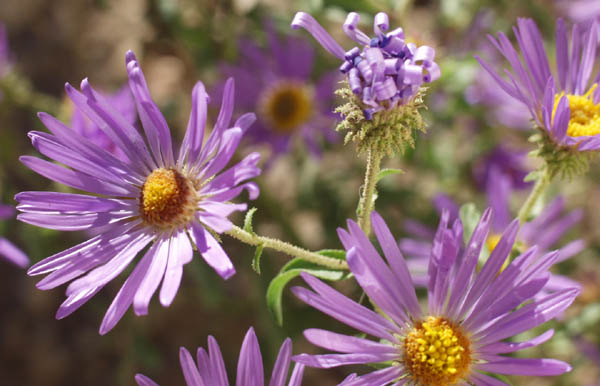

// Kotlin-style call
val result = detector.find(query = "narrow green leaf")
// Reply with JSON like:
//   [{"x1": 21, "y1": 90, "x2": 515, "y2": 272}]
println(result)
[
  {"x1": 243, "y1": 207, "x2": 257, "y2": 234},
  {"x1": 376, "y1": 168, "x2": 404, "y2": 182},
  {"x1": 459, "y1": 203, "x2": 481, "y2": 245},
  {"x1": 266, "y1": 258, "x2": 350, "y2": 326},
  {"x1": 523, "y1": 170, "x2": 539, "y2": 182},
  {"x1": 316, "y1": 249, "x2": 346, "y2": 260},
  {"x1": 251, "y1": 244, "x2": 263, "y2": 275}
]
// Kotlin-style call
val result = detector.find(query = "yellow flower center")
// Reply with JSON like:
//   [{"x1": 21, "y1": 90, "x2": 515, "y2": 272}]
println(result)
[
  {"x1": 404, "y1": 316, "x2": 471, "y2": 386},
  {"x1": 140, "y1": 168, "x2": 195, "y2": 229},
  {"x1": 485, "y1": 234, "x2": 502, "y2": 252},
  {"x1": 554, "y1": 85, "x2": 600, "y2": 137},
  {"x1": 259, "y1": 80, "x2": 314, "y2": 134}
]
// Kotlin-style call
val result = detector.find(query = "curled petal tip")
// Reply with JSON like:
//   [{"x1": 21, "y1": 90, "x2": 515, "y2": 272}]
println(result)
[{"x1": 125, "y1": 50, "x2": 137, "y2": 63}]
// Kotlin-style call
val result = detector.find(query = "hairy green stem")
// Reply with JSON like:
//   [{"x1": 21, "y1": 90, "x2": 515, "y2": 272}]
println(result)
[
  {"x1": 225, "y1": 225, "x2": 349, "y2": 270},
  {"x1": 357, "y1": 149, "x2": 382, "y2": 236},
  {"x1": 517, "y1": 167, "x2": 551, "y2": 223}
]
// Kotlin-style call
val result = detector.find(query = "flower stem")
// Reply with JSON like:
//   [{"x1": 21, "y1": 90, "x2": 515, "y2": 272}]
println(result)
[
  {"x1": 357, "y1": 149, "x2": 382, "y2": 236},
  {"x1": 225, "y1": 225, "x2": 349, "y2": 270},
  {"x1": 517, "y1": 167, "x2": 551, "y2": 223}
]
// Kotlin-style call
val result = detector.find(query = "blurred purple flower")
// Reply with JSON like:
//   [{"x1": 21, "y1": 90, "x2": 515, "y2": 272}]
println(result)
[
  {"x1": 559, "y1": 0, "x2": 600, "y2": 23},
  {"x1": 135, "y1": 327, "x2": 304, "y2": 386},
  {"x1": 293, "y1": 211, "x2": 578, "y2": 384},
  {"x1": 472, "y1": 145, "x2": 532, "y2": 191},
  {"x1": 70, "y1": 85, "x2": 136, "y2": 161},
  {"x1": 219, "y1": 21, "x2": 338, "y2": 159},
  {"x1": 17, "y1": 51, "x2": 261, "y2": 334},
  {"x1": 292, "y1": 12, "x2": 440, "y2": 119},
  {"x1": 0, "y1": 203, "x2": 28, "y2": 268},
  {"x1": 477, "y1": 18, "x2": 600, "y2": 151}
]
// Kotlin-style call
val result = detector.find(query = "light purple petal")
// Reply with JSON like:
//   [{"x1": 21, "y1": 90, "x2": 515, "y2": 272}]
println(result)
[
  {"x1": 291, "y1": 12, "x2": 346, "y2": 60},
  {"x1": 0, "y1": 238, "x2": 29, "y2": 268},
  {"x1": 236, "y1": 327, "x2": 264, "y2": 386}
]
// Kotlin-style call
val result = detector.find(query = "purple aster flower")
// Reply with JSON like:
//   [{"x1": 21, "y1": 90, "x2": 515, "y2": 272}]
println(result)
[
  {"x1": 218, "y1": 21, "x2": 337, "y2": 159},
  {"x1": 472, "y1": 146, "x2": 532, "y2": 191},
  {"x1": 69, "y1": 85, "x2": 136, "y2": 161},
  {"x1": 401, "y1": 189, "x2": 584, "y2": 292},
  {"x1": 477, "y1": 18, "x2": 600, "y2": 152},
  {"x1": 134, "y1": 327, "x2": 304, "y2": 386},
  {"x1": 17, "y1": 51, "x2": 261, "y2": 334},
  {"x1": 292, "y1": 12, "x2": 440, "y2": 119},
  {"x1": 558, "y1": 0, "x2": 600, "y2": 23},
  {"x1": 0, "y1": 203, "x2": 28, "y2": 268},
  {"x1": 293, "y1": 210, "x2": 579, "y2": 385}
]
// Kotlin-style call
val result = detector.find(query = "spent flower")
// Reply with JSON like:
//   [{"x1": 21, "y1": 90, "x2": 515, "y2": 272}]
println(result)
[
  {"x1": 293, "y1": 210, "x2": 578, "y2": 385},
  {"x1": 292, "y1": 12, "x2": 440, "y2": 155},
  {"x1": 17, "y1": 51, "x2": 261, "y2": 334},
  {"x1": 135, "y1": 327, "x2": 304, "y2": 386}
]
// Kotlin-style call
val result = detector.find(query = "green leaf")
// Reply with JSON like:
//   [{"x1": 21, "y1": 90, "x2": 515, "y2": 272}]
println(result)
[
  {"x1": 243, "y1": 207, "x2": 257, "y2": 234},
  {"x1": 523, "y1": 170, "x2": 539, "y2": 182},
  {"x1": 458, "y1": 203, "x2": 481, "y2": 245},
  {"x1": 376, "y1": 168, "x2": 404, "y2": 182},
  {"x1": 251, "y1": 244, "x2": 263, "y2": 275},
  {"x1": 315, "y1": 249, "x2": 346, "y2": 260},
  {"x1": 266, "y1": 258, "x2": 350, "y2": 326}
]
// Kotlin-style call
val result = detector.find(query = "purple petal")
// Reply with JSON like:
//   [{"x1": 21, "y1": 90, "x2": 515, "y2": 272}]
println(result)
[
  {"x1": 179, "y1": 347, "x2": 205, "y2": 386},
  {"x1": 191, "y1": 223, "x2": 235, "y2": 279},
  {"x1": 0, "y1": 238, "x2": 29, "y2": 268},
  {"x1": 135, "y1": 374, "x2": 160, "y2": 386},
  {"x1": 133, "y1": 237, "x2": 171, "y2": 316},
  {"x1": 159, "y1": 228, "x2": 193, "y2": 307},
  {"x1": 475, "y1": 358, "x2": 571, "y2": 376},
  {"x1": 236, "y1": 327, "x2": 264, "y2": 386},
  {"x1": 269, "y1": 338, "x2": 291, "y2": 386},
  {"x1": 291, "y1": 12, "x2": 346, "y2": 60}
]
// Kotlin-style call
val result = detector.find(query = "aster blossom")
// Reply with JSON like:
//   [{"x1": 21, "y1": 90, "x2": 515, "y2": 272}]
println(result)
[
  {"x1": 219, "y1": 21, "x2": 338, "y2": 159},
  {"x1": 17, "y1": 51, "x2": 261, "y2": 334},
  {"x1": 292, "y1": 12, "x2": 440, "y2": 119},
  {"x1": 0, "y1": 202, "x2": 28, "y2": 268},
  {"x1": 477, "y1": 18, "x2": 600, "y2": 159},
  {"x1": 69, "y1": 84, "x2": 136, "y2": 161},
  {"x1": 293, "y1": 210, "x2": 578, "y2": 385},
  {"x1": 135, "y1": 327, "x2": 304, "y2": 386}
]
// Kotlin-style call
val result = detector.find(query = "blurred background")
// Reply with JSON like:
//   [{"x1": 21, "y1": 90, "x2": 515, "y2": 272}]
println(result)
[{"x1": 1, "y1": 0, "x2": 599, "y2": 385}]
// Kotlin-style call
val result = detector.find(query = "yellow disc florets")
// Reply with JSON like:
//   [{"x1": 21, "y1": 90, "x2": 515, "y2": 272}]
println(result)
[
  {"x1": 259, "y1": 80, "x2": 314, "y2": 134},
  {"x1": 140, "y1": 168, "x2": 196, "y2": 229},
  {"x1": 554, "y1": 84, "x2": 600, "y2": 137},
  {"x1": 403, "y1": 316, "x2": 471, "y2": 386}
]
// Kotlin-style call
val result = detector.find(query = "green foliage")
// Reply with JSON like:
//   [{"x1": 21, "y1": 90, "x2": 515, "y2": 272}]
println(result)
[
  {"x1": 458, "y1": 203, "x2": 481, "y2": 245},
  {"x1": 266, "y1": 250, "x2": 349, "y2": 326}
]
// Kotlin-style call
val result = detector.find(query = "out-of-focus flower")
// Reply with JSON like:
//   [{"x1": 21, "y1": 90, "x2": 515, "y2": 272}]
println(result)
[
  {"x1": 292, "y1": 12, "x2": 440, "y2": 156},
  {"x1": 70, "y1": 85, "x2": 136, "y2": 161},
  {"x1": 293, "y1": 211, "x2": 578, "y2": 384},
  {"x1": 134, "y1": 327, "x2": 304, "y2": 386},
  {"x1": 219, "y1": 21, "x2": 337, "y2": 160},
  {"x1": 477, "y1": 18, "x2": 600, "y2": 177},
  {"x1": 17, "y1": 51, "x2": 261, "y2": 334},
  {"x1": 472, "y1": 145, "x2": 532, "y2": 191},
  {"x1": 559, "y1": 0, "x2": 600, "y2": 23},
  {"x1": 0, "y1": 203, "x2": 28, "y2": 268}
]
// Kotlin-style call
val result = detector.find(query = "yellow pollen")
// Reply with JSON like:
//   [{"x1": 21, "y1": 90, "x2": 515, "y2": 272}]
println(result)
[
  {"x1": 140, "y1": 168, "x2": 194, "y2": 228},
  {"x1": 485, "y1": 234, "x2": 501, "y2": 252},
  {"x1": 404, "y1": 316, "x2": 471, "y2": 386},
  {"x1": 553, "y1": 84, "x2": 600, "y2": 137},
  {"x1": 259, "y1": 80, "x2": 314, "y2": 134}
]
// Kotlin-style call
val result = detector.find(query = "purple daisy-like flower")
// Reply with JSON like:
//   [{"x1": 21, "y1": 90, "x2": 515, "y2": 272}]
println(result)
[
  {"x1": 69, "y1": 85, "x2": 136, "y2": 161},
  {"x1": 293, "y1": 210, "x2": 579, "y2": 385},
  {"x1": 17, "y1": 51, "x2": 261, "y2": 334},
  {"x1": 292, "y1": 12, "x2": 440, "y2": 119},
  {"x1": 219, "y1": 21, "x2": 338, "y2": 158},
  {"x1": 477, "y1": 18, "x2": 600, "y2": 152},
  {"x1": 472, "y1": 145, "x2": 532, "y2": 191},
  {"x1": 0, "y1": 203, "x2": 28, "y2": 268},
  {"x1": 135, "y1": 327, "x2": 304, "y2": 386}
]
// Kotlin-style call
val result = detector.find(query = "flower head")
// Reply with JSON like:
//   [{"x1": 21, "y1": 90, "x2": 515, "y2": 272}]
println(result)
[
  {"x1": 17, "y1": 51, "x2": 261, "y2": 334},
  {"x1": 477, "y1": 18, "x2": 600, "y2": 177},
  {"x1": 218, "y1": 21, "x2": 337, "y2": 160},
  {"x1": 292, "y1": 12, "x2": 440, "y2": 155},
  {"x1": 293, "y1": 210, "x2": 579, "y2": 384},
  {"x1": 69, "y1": 85, "x2": 136, "y2": 161},
  {"x1": 472, "y1": 146, "x2": 532, "y2": 191},
  {"x1": 134, "y1": 327, "x2": 304, "y2": 386},
  {"x1": 0, "y1": 203, "x2": 28, "y2": 268}
]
